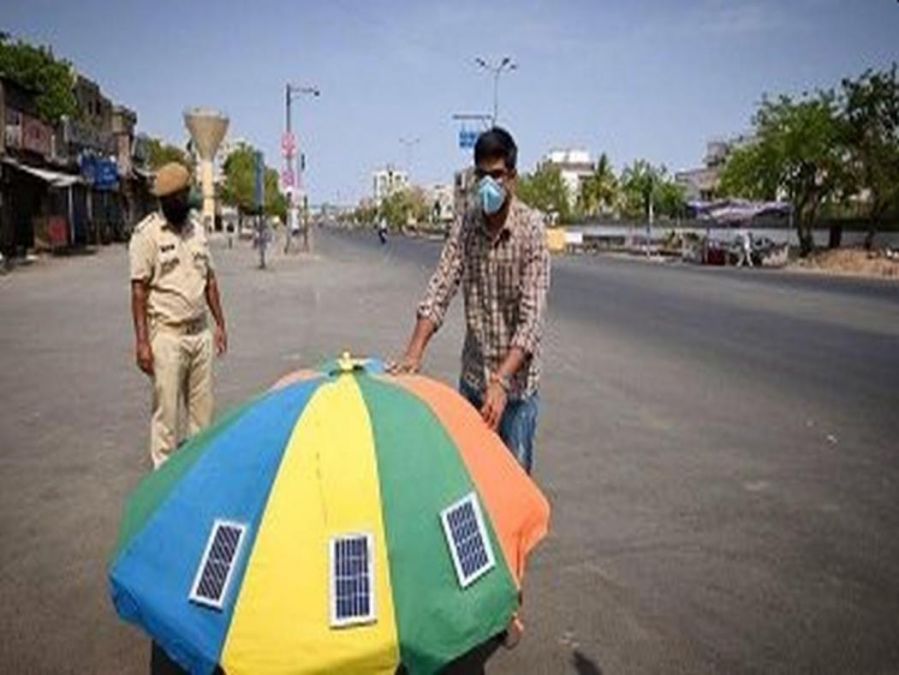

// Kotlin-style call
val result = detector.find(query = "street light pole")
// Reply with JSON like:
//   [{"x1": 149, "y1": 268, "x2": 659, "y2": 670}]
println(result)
[
  {"x1": 284, "y1": 83, "x2": 319, "y2": 253},
  {"x1": 475, "y1": 56, "x2": 517, "y2": 125}
]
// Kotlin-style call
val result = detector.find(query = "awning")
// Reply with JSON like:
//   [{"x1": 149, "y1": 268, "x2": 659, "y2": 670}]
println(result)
[{"x1": 1, "y1": 157, "x2": 83, "y2": 188}]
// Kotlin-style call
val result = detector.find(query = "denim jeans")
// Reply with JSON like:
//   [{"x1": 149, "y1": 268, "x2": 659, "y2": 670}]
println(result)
[{"x1": 460, "y1": 380, "x2": 539, "y2": 474}]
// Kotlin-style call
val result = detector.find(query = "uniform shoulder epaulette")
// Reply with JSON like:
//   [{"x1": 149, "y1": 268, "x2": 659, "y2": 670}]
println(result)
[{"x1": 133, "y1": 212, "x2": 162, "y2": 235}]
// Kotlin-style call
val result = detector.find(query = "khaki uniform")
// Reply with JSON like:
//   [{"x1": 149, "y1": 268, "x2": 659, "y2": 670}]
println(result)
[{"x1": 129, "y1": 212, "x2": 216, "y2": 468}]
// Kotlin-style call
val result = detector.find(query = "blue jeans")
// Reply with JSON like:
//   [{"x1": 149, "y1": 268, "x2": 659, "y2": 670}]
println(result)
[{"x1": 460, "y1": 380, "x2": 539, "y2": 474}]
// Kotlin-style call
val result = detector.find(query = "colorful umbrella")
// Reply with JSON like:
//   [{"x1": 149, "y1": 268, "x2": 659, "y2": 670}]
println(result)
[{"x1": 109, "y1": 356, "x2": 550, "y2": 675}]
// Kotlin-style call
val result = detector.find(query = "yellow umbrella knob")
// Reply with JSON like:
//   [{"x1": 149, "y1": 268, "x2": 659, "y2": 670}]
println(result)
[{"x1": 338, "y1": 351, "x2": 354, "y2": 373}]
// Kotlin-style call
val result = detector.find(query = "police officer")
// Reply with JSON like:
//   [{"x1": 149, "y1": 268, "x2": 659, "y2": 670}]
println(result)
[{"x1": 129, "y1": 162, "x2": 228, "y2": 469}]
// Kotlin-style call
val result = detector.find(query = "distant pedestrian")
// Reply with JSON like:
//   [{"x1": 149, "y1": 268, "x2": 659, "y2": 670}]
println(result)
[
  {"x1": 129, "y1": 162, "x2": 228, "y2": 469},
  {"x1": 378, "y1": 215, "x2": 388, "y2": 245},
  {"x1": 737, "y1": 230, "x2": 754, "y2": 267}
]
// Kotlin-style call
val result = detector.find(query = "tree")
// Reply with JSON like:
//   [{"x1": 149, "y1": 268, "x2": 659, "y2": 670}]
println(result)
[
  {"x1": 720, "y1": 91, "x2": 846, "y2": 256},
  {"x1": 655, "y1": 179, "x2": 687, "y2": 219},
  {"x1": 380, "y1": 186, "x2": 429, "y2": 229},
  {"x1": 146, "y1": 137, "x2": 191, "y2": 170},
  {"x1": 620, "y1": 160, "x2": 685, "y2": 220},
  {"x1": 220, "y1": 143, "x2": 286, "y2": 218},
  {"x1": 353, "y1": 202, "x2": 379, "y2": 226},
  {"x1": 220, "y1": 144, "x2": 256, "y2": 213},
  {"x1": 0, "y1": 35, "x2": 78, "y2": 123},
  {"x1": 263, "y1": 167, "x2": 287, "y2": 221},
  {"x1": 578, "y1": 152, "x2": 619, "y2": 218},
  {"x1": 517, "y1": 164, "x2": 572, "y2": 223},
  {"x1": 840, "y1": 64, "x2": 899, "y2": 248}
]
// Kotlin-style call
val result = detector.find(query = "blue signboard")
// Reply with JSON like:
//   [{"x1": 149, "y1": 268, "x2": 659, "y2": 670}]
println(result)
[
  {"x1": 458, "y1": 129, "x2": 478, "y2": 149},
  {"x1": 95, "y1": 159, "x2": 119, "y2": 190},
  {"x1": 79, "y1": 154, "x2": 119, "y2": 190}
]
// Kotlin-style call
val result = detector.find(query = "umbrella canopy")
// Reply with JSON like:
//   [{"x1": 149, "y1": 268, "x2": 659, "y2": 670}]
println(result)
[{"x1": 109, "y1": 356, "x2": 550, "y2": 675}]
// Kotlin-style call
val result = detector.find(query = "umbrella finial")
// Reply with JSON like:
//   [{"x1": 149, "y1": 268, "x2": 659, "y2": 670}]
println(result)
[{"x1": 338, "y1": 351, "x2": 354, "y2": 373}]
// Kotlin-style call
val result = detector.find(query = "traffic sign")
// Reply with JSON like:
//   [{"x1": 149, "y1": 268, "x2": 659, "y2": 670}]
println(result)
[
  {"x1": 458, "y1": 129, "x2": 478, "y2": 149},
  {"x1": 281, "y1": 132, "x2": 296, "y2": 158}
]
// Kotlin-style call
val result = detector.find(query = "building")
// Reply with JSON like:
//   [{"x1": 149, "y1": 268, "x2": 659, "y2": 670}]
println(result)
[
  {"x1": 425, "y1": 183, "x2": 454, "y2": 223},
  {"x1": 112, "y1": 105, "x2": 155, "y2": 230},
  {"x1": 72, "y1": 73, "x2": 113, "y2": 134},
  {"x1": 372, "y1": 166, "x2": 408, "y2": 206},
  {"x1": 539, "y1": 148, "x2": 596, "y2": 206},
  {"x1": 675, "y1": 133, "x2": 756, "y2": 202},
  {"x1": 453, "y1": 166, "x2": 476, "y2": 219},
  {"x1": 1, "y1": 76, "x2": 78, "y2": 256},
  {"x1": 64, "y1": 73, "x2": 125, "y2": 243},
  {"x1": 1, "y1": 68, "x2": 149, "y2": 258}
]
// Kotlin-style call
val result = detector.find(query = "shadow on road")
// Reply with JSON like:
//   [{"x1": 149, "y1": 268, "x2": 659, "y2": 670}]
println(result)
[{"x1": 572, "y1": 649, "x2": 604, "y2": 675}]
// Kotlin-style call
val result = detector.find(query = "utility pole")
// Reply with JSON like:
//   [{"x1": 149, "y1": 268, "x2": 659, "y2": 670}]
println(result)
[
  {"x1": 475, "y1": 56, "x2": 517, "y2": 125},
  {"x1": 254, "y1": 150, "x2": 268, "y2": 269},
  {"x1": 646, "y1": 174, "x2": 654, "y2": 258},
  {"x1": 284, "y1": 83, "x2": 319, "y2": 253}
]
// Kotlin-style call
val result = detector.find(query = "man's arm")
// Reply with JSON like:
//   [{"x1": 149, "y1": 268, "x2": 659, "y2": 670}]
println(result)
[
  {"x1": 392, "y1": 219, "x2": 464, "y2": 373},
  {"x1": 131, "y1": 280, "x2": 154, "y2": 376},
  {"x1": 394, "y1": 316, "x2": 437, "y2": 373},
  {"x1": 205, "y1": 270, "x2": 228, "y2": 356},
  {"x1": 478, "y1": 346, "x2": 528, "y2": 430}
]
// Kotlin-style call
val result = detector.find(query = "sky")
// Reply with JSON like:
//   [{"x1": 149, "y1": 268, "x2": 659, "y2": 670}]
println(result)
[{"x1": 4, "y1": 0, "x2": 898, "y2": 204}]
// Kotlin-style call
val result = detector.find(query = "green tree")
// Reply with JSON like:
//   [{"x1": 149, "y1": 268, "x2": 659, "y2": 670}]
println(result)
[
  {"x1": 220, "y1": 144, "x2": 256, "y2": 213},
  {"x1": 718, "y1": 141, "x2": 781, "y2": 201},
  {"x1": 380, "y1": 187, "x2": 428, "y2": 229},
  {"x1": 620, "y1": 160, "x2": 685, "y2": 220},
  {"x1": 656, "y1": 180, "x2": 687, "y2": 219},
  {"x1": 220, "y1": 143, "x2": 286, "y2": 218},
  {"x1": 264, "y1": 167, "x2": 287, "y2": 221},
  {"x1": 353, "y1": 202, "x2": 379, "y2": 226},
  {"x1": 840, "y1": 64, "x2": 899, "y2": 247},
  {"x1": 146, "y1": 137, "x2": 191, "y2": 170},
  {"x1": 578, "y1": 152, "x2": 619, "y2": 217},
  {"x1": 720, "y1": 91, "x2": 846, "y2": 256},
  {"x1": 517, "y1": 164, "x2": 572, "y2": 223},
  {"x1": 0, "y1": 35, "x2": 78, "y2": 123}
]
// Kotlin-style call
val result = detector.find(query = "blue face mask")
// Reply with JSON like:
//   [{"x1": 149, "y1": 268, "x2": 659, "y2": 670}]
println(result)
[{"x1": 477, "y1": 176, "x2": 507, "y2": 215}]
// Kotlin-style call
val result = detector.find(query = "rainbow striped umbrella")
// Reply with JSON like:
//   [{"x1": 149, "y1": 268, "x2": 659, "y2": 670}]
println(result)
[{"x1": 109, "y1": 356, "x2": 550, "y2": 675}]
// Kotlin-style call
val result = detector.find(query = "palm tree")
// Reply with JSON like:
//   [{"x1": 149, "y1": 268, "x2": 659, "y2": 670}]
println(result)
[{"x1": 579, "y1": 153, "x2": 619, "y2": 217}]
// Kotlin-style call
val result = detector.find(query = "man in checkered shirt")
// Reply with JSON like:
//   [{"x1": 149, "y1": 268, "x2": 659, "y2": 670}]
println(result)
[{"x1": 392, "y1": 127, "x2": 550, "y2": 475}]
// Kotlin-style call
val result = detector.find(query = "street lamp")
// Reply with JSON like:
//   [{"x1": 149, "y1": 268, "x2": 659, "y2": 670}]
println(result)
[
  {"x1": 475, "y1": 56, "x2": 517, "y2": 125},
  {"x1": 284, "y1": 83, "x2": 320, "y2": 252}
]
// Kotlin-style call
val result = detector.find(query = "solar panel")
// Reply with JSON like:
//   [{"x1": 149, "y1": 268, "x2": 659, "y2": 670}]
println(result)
[
  {"x1": 330, "y1": 533, "x2": 376, "y2": 627},
  {"x1": 440, "y1": 493, "x2": 496, "y2": 588},
  {"x1": 189, "y1": 520, "x2": 247, "y2": 610}
]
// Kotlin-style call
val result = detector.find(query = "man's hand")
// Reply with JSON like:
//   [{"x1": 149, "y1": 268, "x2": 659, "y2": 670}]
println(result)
[
  {"x1": 136, "y1": 339, "x2": 154, "y2": 376},
  {"x1": 214, "y1": 324, "x2": 228, "y2": 356},
  {"x1": 480, "y1": 381, "x2": 508, "y2": 431},
  {"x1": 387, "y1": 350, "x2": 422, "y2": 375}
]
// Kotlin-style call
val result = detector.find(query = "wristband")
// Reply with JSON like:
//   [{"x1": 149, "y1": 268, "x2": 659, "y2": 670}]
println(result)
[{"x1": 491, "y1": 372, "x2": 511, "y2": 393}]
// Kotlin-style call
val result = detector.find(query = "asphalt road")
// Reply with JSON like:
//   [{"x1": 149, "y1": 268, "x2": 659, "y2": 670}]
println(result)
[{"x1": 0, "y1": 229, "x2": 897, "y2": 674}]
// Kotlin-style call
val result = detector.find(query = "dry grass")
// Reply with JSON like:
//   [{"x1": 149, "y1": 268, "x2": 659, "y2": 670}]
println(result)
[{"x1": 791, "y1": 247, "x2": 899, "y2": 279}]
